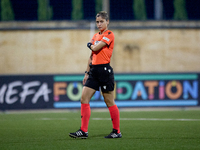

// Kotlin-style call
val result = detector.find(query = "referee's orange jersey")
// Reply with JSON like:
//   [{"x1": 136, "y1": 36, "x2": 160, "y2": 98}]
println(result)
[{"x1": 91, "y1": 30, "x2": 114, "y2": 65}]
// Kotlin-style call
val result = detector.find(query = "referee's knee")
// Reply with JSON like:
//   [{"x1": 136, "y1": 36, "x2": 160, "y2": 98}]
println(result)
[
  {"x1": 104, "y1": 99, "x2": 115, "y2": 107},
  {"x1": 80, "y1": 96, "x2": 90, "y2": 104}
]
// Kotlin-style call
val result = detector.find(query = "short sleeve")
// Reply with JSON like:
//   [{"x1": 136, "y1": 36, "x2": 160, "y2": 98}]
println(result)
[{"x1": 101, "y1": 31, "x2": 114, "y2": 46}]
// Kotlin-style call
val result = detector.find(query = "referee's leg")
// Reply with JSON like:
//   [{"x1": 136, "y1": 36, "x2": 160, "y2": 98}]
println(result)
[
  {"x1": 69, "y1": 86, "x2": 95, "y2": 139},
  {"x1": 103, "y1": 91, "x2": 115, "y2": 107},
  {"x1": 103, "y1": 91, "x2": 121, "y2": 138},
  {"x1": 81, "y1": 86, "x2": 96, "y2": 104},
  {"x1": 80, "y1": 86, "x2": 96, "y2": 133}
]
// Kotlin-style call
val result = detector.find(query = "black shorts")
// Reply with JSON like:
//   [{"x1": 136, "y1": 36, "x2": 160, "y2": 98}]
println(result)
[{"x1": 84, "y1": 63, "x2": 114, "y2": 92}]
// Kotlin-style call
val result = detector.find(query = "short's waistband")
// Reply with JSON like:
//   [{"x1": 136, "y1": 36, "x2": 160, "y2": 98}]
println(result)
[{"x1": 90, "y1": 63, "x2": 110, "y2": 68}]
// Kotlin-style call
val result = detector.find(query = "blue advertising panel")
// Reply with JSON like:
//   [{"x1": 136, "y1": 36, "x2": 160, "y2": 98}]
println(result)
[{"x1": 0, "y1": 73, "x2": 199, "y2": 110}]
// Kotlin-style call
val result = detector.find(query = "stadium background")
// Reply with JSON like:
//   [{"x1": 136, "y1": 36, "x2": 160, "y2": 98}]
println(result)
[
  {"x1": 1, "y1": 0, "x2": 200, "y2": 21},
  {"x1": 0, "y1": 0, "x2": 200, "y2": 110}
]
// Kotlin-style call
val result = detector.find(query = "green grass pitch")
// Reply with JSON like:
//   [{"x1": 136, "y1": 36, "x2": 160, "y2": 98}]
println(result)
[{"x1": 0, "y1": 108, "x2": 200, "y2": 150}]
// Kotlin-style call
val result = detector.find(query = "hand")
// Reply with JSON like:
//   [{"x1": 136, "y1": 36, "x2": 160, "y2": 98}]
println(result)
[
  {"x1": 83, "y1": 74, "x2": 89, "y2": 85},
  {"x1": 87, "y1": 42, "x2": 92, "y2": 50}
]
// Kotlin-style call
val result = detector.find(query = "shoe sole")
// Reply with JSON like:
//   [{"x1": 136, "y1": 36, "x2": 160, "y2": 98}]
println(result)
[
  {"x1": 69, "y1": 133, "x2": 88, "y2": 139},
  {"x1": 104, "y1": 136, "x2": 122, "y2": 138}
]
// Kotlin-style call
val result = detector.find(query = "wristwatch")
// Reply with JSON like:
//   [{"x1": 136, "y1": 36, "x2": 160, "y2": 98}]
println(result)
[{"x1": 85, "y1": 71, "x2": 89, "y2": 75}]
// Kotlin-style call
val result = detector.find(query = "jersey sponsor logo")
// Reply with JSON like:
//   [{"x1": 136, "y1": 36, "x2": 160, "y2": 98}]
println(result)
[{"x1": 103, "y1": 37, "x2": 110, "y2": 42}]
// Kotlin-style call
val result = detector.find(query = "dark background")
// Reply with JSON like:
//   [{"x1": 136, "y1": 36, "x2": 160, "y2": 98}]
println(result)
[{"x1": 0, "y1": 0, "x2": 199, "y2": 21}]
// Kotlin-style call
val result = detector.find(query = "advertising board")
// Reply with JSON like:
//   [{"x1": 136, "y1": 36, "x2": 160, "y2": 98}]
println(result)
[{"x1": 0, "y1": 73, "x2": 199, "y2": 110}]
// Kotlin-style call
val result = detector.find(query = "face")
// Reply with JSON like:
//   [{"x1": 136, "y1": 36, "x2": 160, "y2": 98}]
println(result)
[{"x1": 96, "y1": 16, "x2": 109, "y2": 32}]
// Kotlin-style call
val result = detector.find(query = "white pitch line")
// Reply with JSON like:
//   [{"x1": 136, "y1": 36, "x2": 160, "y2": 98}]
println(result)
[
  {"x1": 37, "y1": 118, "x2": 200, "y2": 121},
  {"x1": 37, "y1": 118, "x2": 68, "y2": 120},
  {"x1": 92, "y1": 118, "x2": 200, "y2": 121}
]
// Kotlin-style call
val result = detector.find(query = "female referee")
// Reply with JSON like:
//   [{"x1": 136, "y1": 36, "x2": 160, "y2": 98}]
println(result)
[{"x1": 69, "y1": 11, "x2": 122, "y2": 139}]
